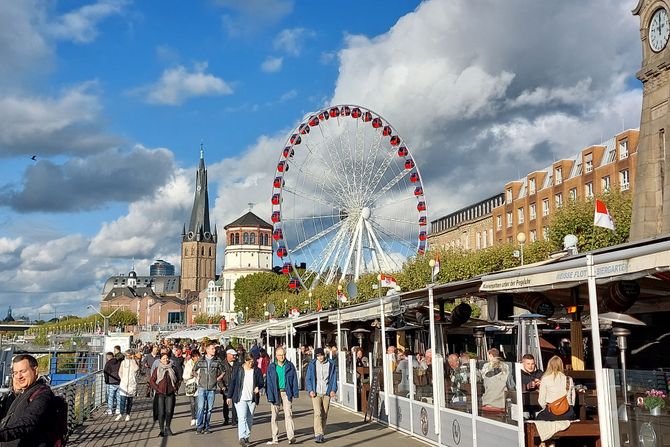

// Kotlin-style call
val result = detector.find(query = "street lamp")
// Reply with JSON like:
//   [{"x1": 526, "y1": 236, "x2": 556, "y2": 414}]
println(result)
[
  {"x1": 283, "y1": 298, "x2": 288, "y2": 316},
  {"x1": 308, "y1": 292, "x2": 312, "y2": 312},
  {"x1": 517, "y1": 232, "x2": 527, "y2": 266},
  {"x1": 86, "y1": 305, "x2": 121, "y2": 336},
  {"x1": 428, "y1": 258, "x2": 436, "y2": 283},
  {"x1": 337, "y1": 284, "x2": 343, "y2": 309}
]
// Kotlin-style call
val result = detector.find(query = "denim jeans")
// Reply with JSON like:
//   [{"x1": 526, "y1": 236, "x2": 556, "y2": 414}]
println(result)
[
  {"x1": 234, "y1": 400, "x2": 256, "y2": 440},
  {"x1": 119, "y1": 395, "x2": 133, "y2": 415},
  {"x1": 107, "y1": 384, "x2": 120, "y2": 413},
  {"x1": 196, "y1": 389, "x2": 216, "y2": 430}
]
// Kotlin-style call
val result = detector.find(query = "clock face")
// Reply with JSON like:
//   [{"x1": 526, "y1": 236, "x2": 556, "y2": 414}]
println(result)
[{"x1": 649, "y1": 8, "x2": 670, "y2": 52}]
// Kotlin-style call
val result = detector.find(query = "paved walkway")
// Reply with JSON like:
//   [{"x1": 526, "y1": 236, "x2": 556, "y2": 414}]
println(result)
[{"x1": 68, "y1": 392, "x2": 427, "y2": 447}]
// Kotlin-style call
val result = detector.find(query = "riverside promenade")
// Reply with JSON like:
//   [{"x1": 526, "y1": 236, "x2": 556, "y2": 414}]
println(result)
[{"x1": 68, "y1": 392, "x2": 427, "y2": 447}]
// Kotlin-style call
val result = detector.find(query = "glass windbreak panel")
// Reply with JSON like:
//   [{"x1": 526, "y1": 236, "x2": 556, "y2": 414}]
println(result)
[
  {"x1": 412, "y1": 354, "x2": 431, "y2": 402},
  {"x1": 345, "y1": 350, "x2": 354, "y2": 384},
  {"x1": 611, "y1": 368, "x2": 670, "y2": 446},
  {"x1": 477, "y1": 358, "x2": 517, "y2": 425},
  {"x1": 394, "y1": 352, "x2": 418, "y2": 397},
  {"x1": 443, "y1": 355, "x2": 472, "y2": 413}
]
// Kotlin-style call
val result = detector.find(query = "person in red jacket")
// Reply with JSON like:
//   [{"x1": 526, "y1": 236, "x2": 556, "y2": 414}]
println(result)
[{"x1": 150, "y1": 353, "x2": 177, "y2": 437}]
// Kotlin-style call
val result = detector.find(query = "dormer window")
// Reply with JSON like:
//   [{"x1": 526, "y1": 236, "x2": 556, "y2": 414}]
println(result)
[
  {"x1": 529, "y1": 178, "x2": 536, "y2": 195},
  {"x1": 555, "y1": 167, "x2": 563, "y2": 184},
  {"x1": 585, "y1": 153, "x2": 593, "y2": 173},
  {"x1": 506, "y1": 188, "x2": 513, "y2": 204},
  {"x1": 619, "y1": 139, "x2": 628, "y2": 159}
]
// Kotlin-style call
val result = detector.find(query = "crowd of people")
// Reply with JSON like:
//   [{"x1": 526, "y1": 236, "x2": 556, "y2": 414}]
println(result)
[{"x1": 101, "y1": 338, "x2": 338, "y2": 445}]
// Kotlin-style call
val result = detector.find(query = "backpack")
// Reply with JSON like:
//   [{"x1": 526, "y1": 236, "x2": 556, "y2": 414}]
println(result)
[{"x1": 29, "y1": 387, "x2": 69, "y2": 446}]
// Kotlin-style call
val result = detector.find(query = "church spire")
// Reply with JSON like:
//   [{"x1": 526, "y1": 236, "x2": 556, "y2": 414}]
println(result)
[{"x1": 184, "y1": 145, "x2": 215, "y2": 243}]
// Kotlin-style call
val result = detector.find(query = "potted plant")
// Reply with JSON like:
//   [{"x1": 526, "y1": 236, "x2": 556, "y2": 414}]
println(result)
[{"x1": 644, "y1": 389, "x2": 667, "y2": 416}]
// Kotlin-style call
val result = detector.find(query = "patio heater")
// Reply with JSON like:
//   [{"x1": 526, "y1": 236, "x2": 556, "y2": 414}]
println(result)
[
  {"x1": 473, "y1": 329, "x2": 487, "y2": 360},
  {"x1": 352, "y1": 328, "x2": 370, "y2": 350}
]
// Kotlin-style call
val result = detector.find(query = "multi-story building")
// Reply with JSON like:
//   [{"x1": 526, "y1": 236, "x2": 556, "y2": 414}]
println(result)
[
  {"x1": 492, "y1": 129, "x2": 638, "y2": 244},
  {"x1": 150, "y1": 259, "x2": 175, "y2": 276},
  {"x1": 428, "y1": 194, "x2": 505, "y2": 251}
]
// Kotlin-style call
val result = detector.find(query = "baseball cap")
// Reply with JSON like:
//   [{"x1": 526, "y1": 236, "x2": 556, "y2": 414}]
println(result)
[
  {"x1": 315, "y1": 347, "x2": 325, "y2": 356},
  {"x1": 226, "y1": 348, "x2": 238, "y2": 355}
]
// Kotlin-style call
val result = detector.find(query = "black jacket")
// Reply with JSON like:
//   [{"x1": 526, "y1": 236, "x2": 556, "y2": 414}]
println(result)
[
  {"x1": 0, "y1": 377, "x2": 54, "y2": 447},
  {"x1": 222, "y1": 359, "x2": 239, "y2": 390},
  {"x1": 226, "y1": 365, "x2": 264, "y2": 405},
  {"x1": 104, "y1": 357, "x2": 121, "y2": 385},
  {"x1": 194, "y1": 356, "x2": 225, "y2": 391}
]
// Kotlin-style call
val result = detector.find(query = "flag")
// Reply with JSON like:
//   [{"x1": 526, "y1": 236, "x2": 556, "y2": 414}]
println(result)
[
  {"x1": 594, "y1": 199, "x2": 615, "y2": 231},
  {"x1": 337, "y1": 289, "x2": 347, "y2": 303},
  {"x1": 432, "y1": 256, "x2": 440, "y2": 279},
  {"x1": 380, "y1": 274, "x2": 397, "y2": 288},
  {"x1": 316, "y1": 299, "x2": 322, "y2": 312}
]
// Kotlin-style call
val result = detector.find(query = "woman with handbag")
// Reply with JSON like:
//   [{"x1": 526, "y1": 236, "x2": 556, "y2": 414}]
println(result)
[
  {"x1": 150, "y1": 352, "x2": 177, "y2": 437},
  {"x1": 536, "y1": 355, "x2": 575, "y2": 421},
  {"x1": 183, "y1": 350, "x2": 201, "y2": 427}
]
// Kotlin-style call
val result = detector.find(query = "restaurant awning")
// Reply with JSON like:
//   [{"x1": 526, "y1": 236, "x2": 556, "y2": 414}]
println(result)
[
  {"x1": 480, "y1": 237, "x2": 670, "y2": 293},
  {"x1": 330, "y1": 294, "x2": 401, "y2": 323}
]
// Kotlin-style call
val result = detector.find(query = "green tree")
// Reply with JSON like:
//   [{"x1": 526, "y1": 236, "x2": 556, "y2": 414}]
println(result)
[
  {"x1": 234, "y1": 272, "x2": 289, "y2": 318},
  {"x1": 548, "y1": 190, "x2": 631, "y2": 251},
  {"x1": 109, "y1": 310, "x2": 138, "y2": 327}
]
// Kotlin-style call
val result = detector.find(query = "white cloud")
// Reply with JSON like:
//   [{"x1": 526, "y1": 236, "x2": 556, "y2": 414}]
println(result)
[
  {"x1": 0, "y1": 237, "x2": 22, "y2": 254},
  {"x1": 218, "y1": 0, "x2": 294, "y2": 38},
  {"x1": 273, "y1": 28, "x2": 316, "y2": 56},
  {"x1": 279, "y1": 89, "x2": 297, "y2": 102},
  {"x1": 261, "y1": 56, "x2": 283, "y2": 73},
  {"x1": 47, "y1": 0, "x2": 128, "y2": 43},
  {"x1": 0, "y1": 82, "x2": 121, "y2": 157},
  {"x1": 330, "y1": 0, "x2": 642, "y2": 217},
  {"x1": 89, "y1": 170, "x2": 192, "y2": 257},
  {"x1": 142, "y1": 62, "x2": 233, "y2": 105}
]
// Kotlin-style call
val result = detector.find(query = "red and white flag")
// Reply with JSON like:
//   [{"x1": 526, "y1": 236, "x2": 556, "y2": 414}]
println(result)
[
  {"x1": 594, "y1": 199, "x2": 615, "y2": 231},
  {"x1": 432, "y1": 256, "x2": 440, "y2": 279},
  {"x1": 380, "y1": 274, "x2": 397, "y2": 288},
  {"x1": 337, "y1": 289, "x2": 347, "y2": 303}
]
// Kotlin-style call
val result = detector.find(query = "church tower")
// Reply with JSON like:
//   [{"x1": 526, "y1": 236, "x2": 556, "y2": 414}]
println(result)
[
  {"x1": 180, "y1": 146, "x2": 217, "y2": 297},
  {"x1": 632, "y1": 1, "x2": 670, "y2": 239}
]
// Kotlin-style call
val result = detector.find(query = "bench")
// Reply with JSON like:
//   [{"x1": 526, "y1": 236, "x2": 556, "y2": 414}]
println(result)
[{"x1": 525, "y1": 420, "x2": 600, "y2": 447}]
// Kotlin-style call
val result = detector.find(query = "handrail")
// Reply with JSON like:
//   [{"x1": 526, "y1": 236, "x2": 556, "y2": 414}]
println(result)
[{"x1": 51, "y1": 369, "x2": 105, "y2": 436}]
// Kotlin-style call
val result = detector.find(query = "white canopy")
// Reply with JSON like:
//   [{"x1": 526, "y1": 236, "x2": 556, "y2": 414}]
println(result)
[{"x1": 164, "y1": 327, "x2": 223, "y2": 341}]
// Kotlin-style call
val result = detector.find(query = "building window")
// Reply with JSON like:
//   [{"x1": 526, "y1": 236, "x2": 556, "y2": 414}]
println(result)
[
  {"x1": 243, "y1": 232, "x2": 249, "y2": 244},
  {"x1": 506, "y1": 188, "x2": 513, "y2": 204},
  {"x1": 529, "y1": 178, "x2": 536, "y2": 195},
  {"x1": 555, "y1": 167, "x2": 563, "y2": 185},
  {"x1": 585, "y1": 182, "x2": 594, "y2": 198},
  {"x1": 476, "y1": 232, "x2": 481, "y2": 250},
  {"x1": 569, "y1": 188, "x2": 577, "y2": 201},
  {"x1": 230, "y1": 234, "x2": 235, "y2": 245},
  {"x1": 530, "y1": 229, "x2": 537, "y2": 242},
  {"x1": 489, "y1": 229, "x2": 493, "y2": 246},
  {"x1": 529, "y1": 203, "x2": 536, "y2": 220},
  {"x1": 234, "y1": 233, "x2": 240, "y2": 245},
  {"x1": 518, "y1": 207, "x2": 524, "y2": 224},
  {"x1": 250, "y1": 233, "x2": 256, "y2": 244},
  {"x1": 542, "y1": 226, "x2": 549, "y2": 240},
  {"x1": 482, "y1": 231, "x2": 487, "y2": 249},
  {"x1": 584, "y1": 153, "x2": 593, "y2": 173},
  {"x1": 506, "y1": 212, "x2": 513, "y2": 228},
  {"x1": 507, "y1": 236, "x2": 513, "y2": 243},
  {"x1": 619, "y1": 139, "x2": 628, "y2": 159},
  {"x1": 620, "y1": 169, "x2": 630, "y2": 190},
  {"x1": 555, "y1": 193, "x2": 563, "y2": 208},
  {"x1": 542, "y1": 198, "x2": 550, "y2": 216},
  {"x1": 602, "y1": 176, "x2": 611, "y2": 192},
  {"x1": 496, "y1": 215, "x2": 502, "y2": 230}
]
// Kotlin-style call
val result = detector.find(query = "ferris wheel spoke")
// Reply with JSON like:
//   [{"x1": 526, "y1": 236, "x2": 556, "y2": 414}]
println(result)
[
  {"x1": 282, "y1": 185, "x2": 341, "y2": 210},
  {"x1": 281, "y1": 214, "x2": 343, "y2": 222},
  {"x1": 365, "y1": 226, "x2": 382, "y2": 272},
  {"x1": 364, "y1": 219, "x2": 393, "y2": 272},
  {"x1": 316, "y1": 124, "x2": 357, "y2": 204},
  {"x1": 325, "y1": 221, "x2": 355, "y2": 284},
  {"x1": 371, "y1": 194, "x2": 416, "y2": 211},
  {"x1": 289, "y1": 220, "x2": 343, "y2": 254},
  {"x1": 309, "y1": 222, "x2": 349, "y2": 288},
  {"x1": 373, "y1": 215, "x2": 417, "y2": 225},
  {"x1": 301, "y1": 142, "x2": 351, "y2": 202},
  {"x1": 339, "y1": 217, "x2": 364, "y2": 282},
  {"x1": 366, "y1": 168, "x2": 412, "y2": 206},
  {"x1": 369, "y1": 220, "x2": 417, "y2": 253},
  {"x1": 360, "y1": 134, "x2": 392, "y2": 200}
]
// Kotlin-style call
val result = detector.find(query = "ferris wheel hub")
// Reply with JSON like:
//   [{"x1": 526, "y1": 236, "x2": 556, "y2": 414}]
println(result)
[{"x1": 361, "y1": 207, "x2": 371, "y2": 220}]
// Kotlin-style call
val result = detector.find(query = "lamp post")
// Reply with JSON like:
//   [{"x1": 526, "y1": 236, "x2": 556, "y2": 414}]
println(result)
[
  {"x1": 517, "y1": 232, "x2": 527, "y2": 266},
  {"x1": 308, "y1": 292, "x2": 312, "y2": 312},
  {"x1": 337, "y1": 284, "x2": 343, "y2": 309},
  {"x1": 283, "y1": 298, "x2": 288, "y2": 316},
  {"x1": 245, "y1": 306, "x2": 249, "y2": 323},
  {"x1": 86, "y1": 305, "x2": 121, "y2": 336},
  {"x1": 264, "y1": 302, "x2": 268, "y2": 320}
]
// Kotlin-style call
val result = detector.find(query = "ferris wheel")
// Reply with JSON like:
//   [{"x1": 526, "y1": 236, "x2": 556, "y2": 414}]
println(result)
[{"x1": 271, "y1": 104, "x2": 428, "y2": 289}]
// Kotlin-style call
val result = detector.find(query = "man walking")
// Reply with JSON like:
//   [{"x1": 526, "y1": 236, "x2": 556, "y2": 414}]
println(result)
[
  {"x1": 222, "y1": 348, "x2": 239, "y2": 426},
  {"x1": 194, "y1": 341, "x2": 225, "y2": 434},
  {"x1": 265, "y1": 347, "x2": 299, "y2": 445},
  {"x1": 305, "y1": 347, "x2": 337, "y2": 443}
]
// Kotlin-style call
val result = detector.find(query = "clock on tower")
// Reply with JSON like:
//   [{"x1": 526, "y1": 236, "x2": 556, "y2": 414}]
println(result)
[{"x1": 631, "y1": 1, "x2": 670, "y2": 239}]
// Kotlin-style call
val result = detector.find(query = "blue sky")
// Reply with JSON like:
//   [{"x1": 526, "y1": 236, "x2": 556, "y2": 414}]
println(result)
[{"x1": 0, "y1": 0, "x2": 644, "y2": 319}]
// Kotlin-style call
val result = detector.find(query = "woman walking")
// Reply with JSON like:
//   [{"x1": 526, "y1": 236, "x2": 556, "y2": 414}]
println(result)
[
  {"x1": 227, "y1": 352, "x2": 264, "y2": 447},
  {"x1": 150, "y1": 352, "x2": 177, "y2": 437},
  {"x1": 183, "y1": 350, "x2": 201, "y2": 426},
  {"x1": 118, "y1": 349, "x2": 139, "y2": 421}
]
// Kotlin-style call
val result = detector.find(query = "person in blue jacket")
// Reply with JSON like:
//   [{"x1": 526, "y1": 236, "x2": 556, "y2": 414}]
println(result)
[
  {"x1": 265, "y1": 347, "x2": 299, "y2": 445},
  {"x1": 226, "y1": 352, "x2": 264, "y2": 447},
  {"x1": 305, "y1": 347, "x2": 337, "y2": 444}
]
